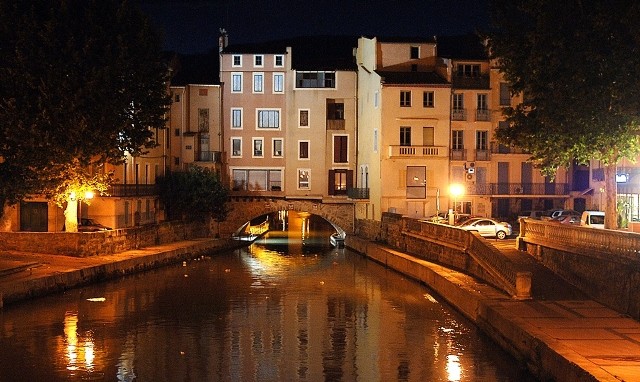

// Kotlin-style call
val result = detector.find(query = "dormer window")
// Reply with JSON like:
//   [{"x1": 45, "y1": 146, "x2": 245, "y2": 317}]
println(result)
[
  {"x1": 410, "y1": 46, "x2": 419, "y2": 59},
  {"x1": 457, "y1": 64, "x2": 480, "y2": 77}
]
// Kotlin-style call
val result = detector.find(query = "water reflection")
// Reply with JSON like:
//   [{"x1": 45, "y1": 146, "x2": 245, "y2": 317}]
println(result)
[{"x1": 0, "y1": 217, "x2": 535, "y2": 381}]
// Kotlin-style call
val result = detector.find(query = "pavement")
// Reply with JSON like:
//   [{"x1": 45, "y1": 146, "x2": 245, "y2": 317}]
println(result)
[{"x1": 1, "y1": 237, "x2": 640, "y2": 381}]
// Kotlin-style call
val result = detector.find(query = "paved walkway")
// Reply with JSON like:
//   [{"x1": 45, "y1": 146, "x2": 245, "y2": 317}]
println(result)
[{"x1": 1, "y1": 237, "x2": 640, "y2": 380}]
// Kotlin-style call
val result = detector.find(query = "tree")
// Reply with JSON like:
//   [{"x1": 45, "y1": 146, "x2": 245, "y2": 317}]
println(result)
[
  {"x1": 486, "y1": 0, "x2": 640, "y2": 229},
  {"x1": 157, "y1": 167, "x2": 230, "y2": 224},
  {"x1": 0, "y1": 0, "x2": 171, "y2": 231}
]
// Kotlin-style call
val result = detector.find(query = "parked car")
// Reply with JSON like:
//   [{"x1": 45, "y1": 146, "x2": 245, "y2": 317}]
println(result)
[
  {"x1": 549, "y1": 209, "x2": 580, "y2": 220},
  {"x1": 458, "y1": 218, "x2": 513, "y2": 239},
  {"x1": 518, "y1": 210, "x2": 546, "y2": 220},
  {"x1": 78, "y1": 218, "x2": 112, "y2": 232},
  {"x1": 550, "y1": 215, "x2": 580, "y2": 225},
  {"x1": 580, "y1": 211, "x2": 605, "y2": 229}
]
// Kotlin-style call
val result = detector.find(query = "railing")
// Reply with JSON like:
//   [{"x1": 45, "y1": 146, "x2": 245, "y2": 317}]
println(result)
[
  {"x1": 389, "y1": 145, "x2": 448, "y2": 158},
  {"x1": 108, "y1": 184, "x2": 158, "y2": 197},
  {"x1": 490, "y1": 141, "x2": 528, "y2": 154},
  {"x1": 450, "y1": 148, "x2": 467, "y2": 161},
  {"x1": 347, "y1": 188, "x2": 369, "y2": 199},
  {"x1": 474, "y1": 149, "x2": 490, "y2": 161},
  {"x1": 489, "y1": 182, "x2": 569, "y2": 196},
  {"x1": 475, "y1": 109, "x2": 491, "y2": 121},
  {"x1": 326, "y1": 119, "x2": 345, "y2": 130},
  {"x1": 402, "y1": 218, "x2": 531, "y2": 299},
  {"x1": 519, "y1": 219, "x2": 640, "y2": 262},
  {"x1": 451, "y1": 108, "x2": 467, "y2": 121},
  {"x1": 197, "y1": 151, "x2": 222, "y2": 163}
]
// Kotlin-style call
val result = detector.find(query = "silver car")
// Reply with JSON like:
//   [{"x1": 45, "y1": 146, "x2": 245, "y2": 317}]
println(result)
[{"x1": 459, "y1": 218, "x2": 512, "y2": 240}]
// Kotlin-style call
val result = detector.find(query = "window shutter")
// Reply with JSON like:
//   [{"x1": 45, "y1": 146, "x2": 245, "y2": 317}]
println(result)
[
  {"x1": 347, "y1": 170, "x2": 353, "y2": 190},
  {"x1": 328, "y1": 170, "x2": 335, "y2": 195}
]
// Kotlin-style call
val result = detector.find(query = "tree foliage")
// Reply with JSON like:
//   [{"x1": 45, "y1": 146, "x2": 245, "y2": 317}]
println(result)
[
  {"x1": 0, "y1": 0, "x2": 171, "y2": 217},
  {"x1": 486, "y1": 0, "x2": 640, "y2": 228},
  {"x1": 157, "y1": 167, "x2": 230, "y2": 223}
]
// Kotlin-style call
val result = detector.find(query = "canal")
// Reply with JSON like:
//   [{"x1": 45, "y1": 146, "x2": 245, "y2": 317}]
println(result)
[{"x1": 0, "y1": 217, "x2": 536, "y2": 381}]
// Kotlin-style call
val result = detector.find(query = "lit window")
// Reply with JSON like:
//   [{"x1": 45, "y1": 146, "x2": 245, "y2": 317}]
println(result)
[
  {"x1": 273, "y1": 139, "x2": 283, "y2": 157},
  {"x1": 253, "y1": 138, "x2": 264, "y2": 157},
  {"x1": 298, "y1": 169, "x2": 310, "y2": 189},
  {"x1": 231, "y1": 138, "x2": 242, "y2": 157}
]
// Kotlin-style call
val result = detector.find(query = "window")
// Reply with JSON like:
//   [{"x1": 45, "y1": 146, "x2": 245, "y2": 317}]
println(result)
[
  {"x1": 453, "y1": 93, "x2": 464, "y2": 110},
  {"x1": 374, "y1": 91, "x2": 379, "y2": 108},
  {"x1": 198, "y1": 88, "x2": 208, "y2": 96},
  {"x1": 253, "y1": 138, "x2": 264, "y2": 157},
  {"x1": 410, "y1": 46, "x2": 419, "y2": 59},
  {"x1": 231, "y1": 138, "x2": 242, "y2": 157},
  {"x1": 174, "y1": 93, "x2": 181, "y2": 102},
  {"x1": 423, "y1": 126, "x2": 434, "y2": 146},
  {"x1": 423, "y1": 91, "x2": 434, "y2": 107},
  {"x1": 232, "y1": 169, "x2": 282, "y2": 191},
  {"x1": 274, "y1": 55, "x2": 284, "y2": 67},
  {"x1": 299, "y1": 109, "x2": 309, "y2": 127},
  {"x1": 326, "y1": 101, "x2": 344, "y2": 120},
  {"x1": 457, "y1": 64, "x2": 480, "y2": 77},
  {"x1": 269, "y1": 170, "x2": 282, "y2": 191},
  {"x1": 333, "y1": 135, "x2": 348, "y2": 163},
  {"x1": 231, "y1": 72, "x2": 242, "y2": 93},
  {"x1": 298, "y1": 169, "x2": 310, "y2": 189},
  {"x1": 296, "y1": 71, "x2": 335, "y2": 88},
  {"x1": 232, "y1": 55, "x2": 242, "y2": 67},
  {"x1": 257, "y1": 109, "x2": 280, "y2": 129},
  {"x1": 452, "y1": 130, "x2": 464, "y2": 150},
  {"x1": 299, "y1": 141, "x2": 309, "y2": 159},
  {"x1": 477, "y1": 94, "x2": 488, "y2": 110},
  {"x1": 254, "y1": 54, "x2": 263, "y2": 67},
  {"x1": 198, "y1": 108, "x2": 209, "y2": 132},
  {"x1": 499, "y1": 82, "x2": 511, "y2": 106},
  {"x1": 400, "y1": 126, "x2": 411, "y2": 146},
  {"x1": 476, "y1": 131, "x2": 488, "y2": 150},
  {"x1": 406, "y1": 166, "x2": 426, "y2": 199},
  {"x1": 273, "y1": 73, "x2": 284, "y2": 93},
  {"x1": 232, "y1": 169, "x2": 247, "y2": 190},
  {"x1": 329, "y1": 169, "x2": 351, "y2": 195},
  {"x1": 174, "y1": 128, "x2": 180, "y2": 137},
  {"x1": 273, "y1": 138, "x2": 283, "y2": 157},
  {"x1": 253, "y1": 73, "x2": 264, "y2": 93},
  {"x1": 373, "y1": 128, "x2": 378, "y2": 152},
  {"x1": 231, "y1": 108, "x2": 242, "y2": 129},
  {"x1": 400, "y1": 91, "x2": 411, "y2": 107}
]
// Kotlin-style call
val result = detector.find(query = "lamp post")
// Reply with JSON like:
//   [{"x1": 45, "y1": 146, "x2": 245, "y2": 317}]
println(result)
[
  {"x1": 78, "y1": 190, "x2": 95, "y2": 224},
  {"x1": 449, "y1": 183, "x2": 465, "y2": 225}
]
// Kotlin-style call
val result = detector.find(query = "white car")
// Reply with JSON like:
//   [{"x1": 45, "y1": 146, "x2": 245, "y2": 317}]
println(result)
[{"x1": 459, "y1": 218, "x2": 512, "y2": 240}]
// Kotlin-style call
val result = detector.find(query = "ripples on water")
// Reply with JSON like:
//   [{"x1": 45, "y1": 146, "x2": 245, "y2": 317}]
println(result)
[{"x1": 0, "y1": 223, "x2": 536, "y2": 381}]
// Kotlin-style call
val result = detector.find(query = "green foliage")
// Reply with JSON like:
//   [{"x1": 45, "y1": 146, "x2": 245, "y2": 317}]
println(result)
[
  {"x1": 486, "y1": 0, "x2": 640, "y2": 174},
  {"x1": 157, "y1": 167, "x2": 230, "y2": 222},
  {"x1": 0, "y1": 0, "x2": 171, "y2": 214}
]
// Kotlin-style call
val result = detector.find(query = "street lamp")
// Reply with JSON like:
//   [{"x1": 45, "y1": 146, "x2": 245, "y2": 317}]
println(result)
[{"x1": 449, "y1": 183, "x2": 465, "y2": 224}]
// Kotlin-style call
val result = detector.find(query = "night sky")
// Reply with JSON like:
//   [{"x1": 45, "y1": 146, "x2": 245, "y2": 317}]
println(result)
[{"x1": 138, "y1": 0, "x2": 489, "y2": 54}]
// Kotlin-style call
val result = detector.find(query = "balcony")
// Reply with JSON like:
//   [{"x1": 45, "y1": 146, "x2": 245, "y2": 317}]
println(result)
[
  {"x1": 490, "y1": 141, "x2": 529, "y2": 154},
  {"x1": 450, "y1": 149, "x2": 467, "y2": 161},
  {"x1": 488, "y1": 183, "x2": 569, "y2": 196},
  {"x1": 474, "y1": 149, "x2": 490, "y2": 161},
  {"x1": 347, "y1": 188, "x2": 369, "y2": 199},
  {"x1": 108, "y1": 184, "x2": 158, "y2": 197},
  {"x1": 326, "y1": 119, "x2": 345, "y2": 130},
  {"x1": 475, "y1": 109, "x2": 490, "y2": 122},
  {"x1": 451, "y1": 108, "x2": 466, "y2": 121},
  {"x1": 197, "y1": 151, "x2": 222, "y2": 163},
  {"x1": 389, "y1": 145, "x2": 448, "y2": 158}
]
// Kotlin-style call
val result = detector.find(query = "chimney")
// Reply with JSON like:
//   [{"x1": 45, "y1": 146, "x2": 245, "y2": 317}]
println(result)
[{"x1": 218, "y1": 28, "x2": 228, "y2": 52}]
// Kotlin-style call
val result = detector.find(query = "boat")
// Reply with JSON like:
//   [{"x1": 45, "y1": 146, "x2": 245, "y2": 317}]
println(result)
[{"x1": 330, "y1": 233, "x2": 345, "y2": 247}]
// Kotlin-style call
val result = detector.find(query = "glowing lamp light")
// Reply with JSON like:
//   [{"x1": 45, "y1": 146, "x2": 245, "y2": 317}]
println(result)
[
  {"x1": 449, "y1": 183, "x2": 464, "y2": 198},
  {"x1": 84, "y1": 191, "x2": 94, "y2": 200}
]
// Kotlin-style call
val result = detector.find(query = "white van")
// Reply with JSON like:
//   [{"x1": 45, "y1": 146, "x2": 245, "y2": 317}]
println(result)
[{"x1": 580, "y1": 211, "x2": 605, "y2": 229}]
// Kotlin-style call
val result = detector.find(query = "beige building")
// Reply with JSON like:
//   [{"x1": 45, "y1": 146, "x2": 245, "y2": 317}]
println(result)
[
  {"x1": 356, "y1": 36, "x2": 452, "y2": 220},
  {"x1": 220, "y1": 37, "x2": 358, "y2": 209}
]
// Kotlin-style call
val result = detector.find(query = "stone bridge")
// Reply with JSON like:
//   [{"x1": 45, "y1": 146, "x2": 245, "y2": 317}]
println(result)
[{"x1": 216, "y1": 196, "x2": 355, "y2": 238}]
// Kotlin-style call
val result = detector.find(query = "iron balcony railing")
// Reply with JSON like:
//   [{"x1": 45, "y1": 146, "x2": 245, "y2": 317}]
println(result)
[
  {"x1": 452, "y1": 74, "x2": 490, "y2": 89},
  {"x1": 465, "y1": 182, "x2": 569, "y2": 196},
  {"x1": 450, "y1": 148, "x2": 467, "y2": 161},
  {"x1": 108, "y1": 184, "x2": 158, "y2": 197},
  {"x1": 451, "y1": 108, "x2": 467, "y2": 121},
  {"x1": 348, "y1": 188, "x2": 369, "y2": 199},
  {"x1": 197, "y1": 151, "x2": 222, "y2": 163},
  {"x1": 475, "y1": 109, "x2": 491, "y2": 121}
]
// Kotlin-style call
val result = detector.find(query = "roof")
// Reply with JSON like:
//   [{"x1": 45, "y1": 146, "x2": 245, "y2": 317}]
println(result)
[
  {"x1": 436, "y1": 34, "x2": 488, "y2": 60},
  {"x1": 376, "y1": 36, "x2": 437, "y2": 44},
  {"x1": 223, "y1": 35, "x2": 358, "y2": 71},
  {"x1": 376, "y1": 70, "x2": 449, "y2": 86}
]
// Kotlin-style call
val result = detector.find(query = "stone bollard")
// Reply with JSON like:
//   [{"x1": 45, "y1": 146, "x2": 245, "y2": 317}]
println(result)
[{"x1": 515, "y1": 271, "x2": 532, "y2": 300}]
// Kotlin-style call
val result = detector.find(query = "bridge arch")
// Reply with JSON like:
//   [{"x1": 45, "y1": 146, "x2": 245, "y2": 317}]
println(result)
[{"x1": 218, "y1": 197, "x2": 355, "y2": 238}]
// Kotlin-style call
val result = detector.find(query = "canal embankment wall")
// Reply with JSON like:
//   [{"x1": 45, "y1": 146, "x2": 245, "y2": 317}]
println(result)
[{"x1": 345, "y1": 235, "x2": 602, "y2": 382}]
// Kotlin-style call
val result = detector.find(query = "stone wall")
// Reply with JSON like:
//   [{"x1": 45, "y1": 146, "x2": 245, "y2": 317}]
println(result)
[
  {"x1": 0, "y1": 221, "x2": 210, "y2": 257},
  {"x1": 353, "y1": 218, "x2": 382, "y2": 241}
]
